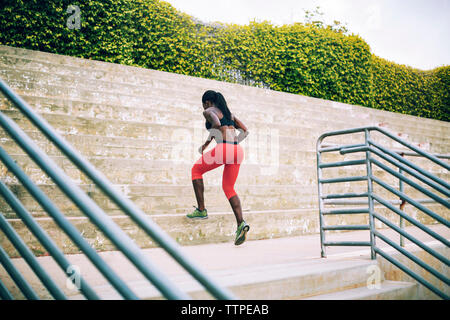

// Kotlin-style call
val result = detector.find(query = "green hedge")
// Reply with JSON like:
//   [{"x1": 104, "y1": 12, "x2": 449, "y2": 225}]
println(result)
[
  {"x1": 371, "y1": 56, "x2": 449, "y2": 121},
  {"x1": 0, "y1": 0, "x2": 448, "y2": 121}
]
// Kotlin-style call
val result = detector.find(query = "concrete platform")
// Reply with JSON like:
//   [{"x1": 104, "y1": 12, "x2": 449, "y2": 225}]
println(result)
[{"x1": 1, "y1": 224, "x2": 448, "y2": 300}]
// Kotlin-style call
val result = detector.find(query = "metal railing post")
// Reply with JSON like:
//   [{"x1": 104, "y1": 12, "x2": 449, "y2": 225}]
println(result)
[
  {"x1": 399, "y1": 152, "x2": 406, "y2": 247},
  {"x1": 316, "y1": 138, "x2": 326, "y2": 258},
  {"x1": 0, "y1": 213, "x2": 67, "y2": 300},
  {"x1": 0, "y1": 245, "x2": 39, "y2": 300},
  {"x1": 0, "y1": 277, "x2": 14, "y2": 300},
  {"x1": 0, "y1": 180, "x2": 100, "y2": 300},
  {"x1": 364, "y1": 129, "x2": 376, "y2": 260}
]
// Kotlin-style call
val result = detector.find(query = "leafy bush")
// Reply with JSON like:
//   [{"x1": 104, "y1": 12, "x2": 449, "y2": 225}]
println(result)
[
  {"x1": 0, "y1": 0, "x2": 447, "y2": 121},
  {"x1": 370, "y1": 56, "x2": 448, "y2": 120}
]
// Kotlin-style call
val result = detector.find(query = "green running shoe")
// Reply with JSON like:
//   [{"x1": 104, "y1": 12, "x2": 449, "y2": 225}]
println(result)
[
  {"x1": 234, "y1": 221, "x2": 250, "y2": 246},
  {"x1": 187, "y1": 206, "x2": 208, "y2": 220}
]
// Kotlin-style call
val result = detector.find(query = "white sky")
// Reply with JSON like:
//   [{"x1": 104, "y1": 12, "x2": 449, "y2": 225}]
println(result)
[{"x1": 164, "y1": 0, "x2": 450, "y2": 70}]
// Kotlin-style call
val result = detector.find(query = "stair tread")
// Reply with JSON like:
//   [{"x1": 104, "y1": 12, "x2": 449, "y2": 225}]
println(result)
[
  {"x1": 68, "y1": 258, "x2": 375, "y2": 300},
  {"x1": 0, "y1": 55, "x2": 449, "y2": 129},
  {"x1": 1, "y1": 46, "x2": 448, "y2": 129},
  {"x1": 2, "y1": 75, "x2": 449, "y2": 135},
  {"x1": 2, "y1": 226, "x2": 446, "y2": 299},
  {"x1": 301, "y1": 280, "x2": 416, "y2": 300}
]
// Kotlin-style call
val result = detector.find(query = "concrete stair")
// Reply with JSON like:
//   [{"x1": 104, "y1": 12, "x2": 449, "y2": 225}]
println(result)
[
  {"x1": 71, "y1": 258, "x2": 403, "y2": 300},
  {"x1": 0, "y1": 44, "x2": 449, "y2": 258},
  {"x1": 301, "y1": 280, "x2": 417, "y2": 300},
  {"x1": 4, "y1": 225, "x2": 448, "y2": 300}
]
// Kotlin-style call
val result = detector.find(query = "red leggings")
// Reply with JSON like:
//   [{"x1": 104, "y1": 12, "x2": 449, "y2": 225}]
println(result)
[{"x1": 191, "y1": 143, "x2": 244, "y2": 200}]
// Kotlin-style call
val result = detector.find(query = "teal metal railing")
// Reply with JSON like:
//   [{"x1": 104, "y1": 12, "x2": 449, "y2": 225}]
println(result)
[
  {"x1": 0, "y1": 78, "x2": 235, "y2": 300},
  {"x1": 316, "y1": 126, "x2": 449, "y2": 300}
]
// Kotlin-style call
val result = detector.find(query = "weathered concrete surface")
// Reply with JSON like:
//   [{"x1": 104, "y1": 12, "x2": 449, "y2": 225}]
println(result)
[
  {"x1": 1, "y1": 224, "x2": 446, "y2": 300},
  {"x1": 301, "y1": 280, "x2": 418, "y2": 300}
]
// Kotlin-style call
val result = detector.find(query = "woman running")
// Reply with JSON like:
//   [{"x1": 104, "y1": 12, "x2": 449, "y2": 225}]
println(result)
[{"x1": 187, "y1": 90, "x2": 250, "y2": 245}]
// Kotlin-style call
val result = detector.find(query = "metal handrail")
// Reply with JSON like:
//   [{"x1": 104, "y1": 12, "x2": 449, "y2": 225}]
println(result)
[
  {"x1": 0, "y1": 213, "x2": 67, "y2": 300},
  {"x1": 0, "y1": 244, "x2": 39, "y2": 300},
  {"x1": 321, "y1": 143, "x2": 450, "y2": 160},
  {"x1": 0, "y1": 179, "x2": 100, "y2": 299},
  {"x1": 0, "y1": 147, "x2": 137, "y2": 299},
  {"x1": 0, "y1": 78, "x2": 235, "y2": 300},
  {"x1": 316, "y1": 126, "x2": 449, "y2": 300}
]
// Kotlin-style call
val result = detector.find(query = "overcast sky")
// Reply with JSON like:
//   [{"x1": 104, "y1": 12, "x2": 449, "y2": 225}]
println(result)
[{"x1": 165, "y1": 0, "x2": 450, "y2": 70}]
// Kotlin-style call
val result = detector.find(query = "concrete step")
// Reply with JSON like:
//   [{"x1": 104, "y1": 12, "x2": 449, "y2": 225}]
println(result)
[
  {"x1": 0, "y1": 117, "x2": 447, "y2": 184},
  {"x1": 73, "y1": 258, "x2": 379, "y2": 300},
  {"x1": 0, "y1": 208, "x2": 321, "y2": 256},
  {"x1": 0, "y1": 152, "x2": 317, "y2": 185},
  {"x1": 0, "y1": 90, "x2": 357, "y2": 134},
  {"x1": 0, "y1": 47, "x2": 443, "y2": 121},
  {"x1": 2, "y1": 142, "x2": 446, "y2": 195},
  {"x1": 1, "y1": 65, "x2": 449, "y2": 142},
  {"x1": 376, "y1": 240, "x2": 450, "y2": 300},
  {"x1": 2, "y1": 45, "x2": 449, "y2": 134},
  {"x1": 2, "y1": 225, "x2": 446, "y2": 300},
  {"x1": 2, "y1": 99, "x2": 448, "y2": 158},
  {"x1": 0, "y1": 152, "x2": 316, "y2": 186},
  {"x1": 1, "y1": 198, "x2": 447, "y2": 257},
  {"x1": 2, "y1": 86, "x2": 448, "y2": 152},
  {"x1": 300, "y1": 280, "x2": 417, "y2": 300},
  {"x1": 0, "y1": 51, "x2": 448, "y2": 135},
  {"x1": 0, "y1": 108, "x2": 331, "y2": 148},
  {"x1": 0, "y1": 185, "x2": 319, "y2": 216},
  {"x1": 0, "y1": 67, "x2": 362, "y2": 121},
  {"x1": 0, "y1": 119, "x2": 320, "y2": 158},
  {"x1": 2, "y1": 165, "x2": 445, "y2": 215},
  {"x1": 2, "y1": 143, "x2": 446, "y2": 199},
  {"x1": 10, "y1": 145, "x2": 442, "y2": 188},
  {"x1": 0, "y1": 182, "x2": 319, "y2": 215},
  {"x1": 2, "y1": 82, "x2": 448, "y2": 156},
  {"x1": 3, "y1": 128, "x2": 444, "y2": 185},
  {"x1": 1, "y1": 178, "x2": 446, "y2": 220},
  {"x1": 5, "y1": 94, "x2": 434, "y2": 150}
]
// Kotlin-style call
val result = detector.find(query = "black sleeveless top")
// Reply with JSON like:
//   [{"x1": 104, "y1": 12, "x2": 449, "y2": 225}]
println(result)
[{"x1": 205, "y1": 116, "x2": 236, "y2": 130}]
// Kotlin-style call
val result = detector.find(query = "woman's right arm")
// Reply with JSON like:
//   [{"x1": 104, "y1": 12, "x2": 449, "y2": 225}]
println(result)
[{"x1": 198, "y1": 109, "x2": 222, "y2": 153}]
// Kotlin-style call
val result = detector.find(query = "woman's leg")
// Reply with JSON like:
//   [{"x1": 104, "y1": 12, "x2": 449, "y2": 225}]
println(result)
[
  {"x1": 191, "y1": 145, "x2": 223, "y2": 211},
  {"x1": 223, "y1": 162, "x2": 243, "y2": 227},
  {"x1": 223, "y1": 161, "x2": 250, "y2": 245},
  {"x1": 228, "y1": 194, "x2": 243, "y2": 227},
  {"x1": 192, "y1": 179, "x2": 205, "y2": 211},
  {"x1": 222, "y1": 144, "x2": 244, "y2": 226}
]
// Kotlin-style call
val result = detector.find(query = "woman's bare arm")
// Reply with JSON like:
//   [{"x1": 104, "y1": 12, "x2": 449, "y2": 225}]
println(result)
[
  {"x1": 199, "y1": 109, "x2": 221, "y2": 153},
  {"x1": 233, "y1": 114, "x2": 250, "y2": 143}
]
